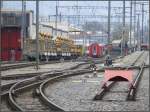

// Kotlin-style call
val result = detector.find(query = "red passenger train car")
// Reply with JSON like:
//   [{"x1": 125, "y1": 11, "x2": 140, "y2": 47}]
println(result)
[
  {"x1": 1, "y1": 27, "x2": 22, "y2": 61},
  {"x1": 141, "y1": 43, "x2": 149, "y2": 51},
  {"x1": 88, "y1": 43, "x2": 105, "y2": 58}
]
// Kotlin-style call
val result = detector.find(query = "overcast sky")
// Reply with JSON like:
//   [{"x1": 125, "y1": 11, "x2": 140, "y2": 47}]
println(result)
[{"x1": 2, "y1": 1, "x2": 149, "y2": 27}]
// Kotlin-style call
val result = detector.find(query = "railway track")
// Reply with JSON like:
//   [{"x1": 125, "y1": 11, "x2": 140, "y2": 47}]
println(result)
[
  {"x1": 1, "y1": 52, "x2": 121, "y2": 71},
  {"x1": 1, "y1": 61, "x2": 90, "y2": 93},
  {"x1": 126, "y1": 63, "x2": 145, "y2": 100},
  {"x1": 1, "y1": 71, "x2": 63, "y2": 112},
  {"x1": 38, "y1": 69, "x2": 92, "y2": 111},
  {"x1": 1, "y1": 53, "x2": 119, "y2": 83},
  {"x1": 0, "y1": 54, "x2": 122, "y2": 111},
  {"x1": 2, "y1": 60, "x2": 106, "y2": 111},
  {"x1": 1, "y1": 61, "x2": 91, "y2": 97},
  {"x1": 1, "y1": 62, "x2": 88, "y2": 80},
  {"x1": 3, "y1": 68, "x2": 93, "y2": 111},
  {"x1": 1, "y1": 58, "x2": 101, "y2": 111},
  {"x1": 26, "y1": 55, "x2": 122, "y2": 111},
  {"x1": 94, "y1": 51, "x2": 148, "y2": 101},
  {"x1": 1, "y1": 59, "x2": 81, "y2": 71}
]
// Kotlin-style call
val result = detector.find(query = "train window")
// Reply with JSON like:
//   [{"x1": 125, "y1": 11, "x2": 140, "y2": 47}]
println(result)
[
  {"x1": 93, "y1": 46, "x2": 97, "y2": 52},
  {"x1": 94, "y1": 46, "x2": 96, "y2": 51}
]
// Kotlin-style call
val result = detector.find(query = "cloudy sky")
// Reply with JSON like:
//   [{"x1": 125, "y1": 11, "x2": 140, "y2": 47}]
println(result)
[{"x1": 2, "y1": 1, "x2": 149, "y2": 27}]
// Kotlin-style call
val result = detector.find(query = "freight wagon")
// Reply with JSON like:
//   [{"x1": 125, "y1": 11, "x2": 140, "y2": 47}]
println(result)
[{"x1": 25, "y1": 33, "x2": 82, "y2": 61}]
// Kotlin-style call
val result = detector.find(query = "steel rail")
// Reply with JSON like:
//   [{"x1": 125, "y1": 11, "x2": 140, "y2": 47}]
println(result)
[
  {"x1": 7, "y1": 69, "x2": 92, "y2": 111},
  {"x1": 126, "y1": 62, "x2": 145, "y2": 100},
  {"x1": 1, "y1": 59, "x2": 79, "y2": 71},
  {"x1": 39, "y1": 69, "x2": 92, "y2": 111},
  {"x1": 1, "y1": 54, "x2": 121, "y2": 80},
  {"x1": 1, "y1": 63, "x2": 89, "y2": 97},
  {"x1": 4, "y1": 60, "x2": 97, "y2": 111},
  {"x1": 7, "y1": 72, "x2": 63, "y2": 111},
  {"x1": 94, "y1": 81, "x2": 116, "y2": 100},
  {"x1": 1, "y1": 62, "x2": 88, "y2": 80},
  {"x1": 1, "y1": 62, "x2": 89, "y2": 95}
]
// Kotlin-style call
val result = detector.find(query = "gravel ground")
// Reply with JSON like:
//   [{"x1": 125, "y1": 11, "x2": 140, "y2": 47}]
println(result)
[
  {"x1": 1, "y1": 100, "x2": 12, "y2": 112},
  {"x1": 134, "y1": 51, "x2": 149, "y2": 66},
  {"x1": 1, "y1": 79, "x2": 21, "y2": 85},
  {"x1": 43, "y1": 51, "x2": 149, "y2": 111},
  {"x1": 1, "y1": 62, "x2": 32, "y2": 67},
  {"x1": 145, "y1": 53, "x2": 149, "y2": 65},
  {"x1": 44, "y1": 72, "x2": 104, "y2": 111},
  {"x1": 114, "y1": 51, "x2": 145, "y2": 66}
]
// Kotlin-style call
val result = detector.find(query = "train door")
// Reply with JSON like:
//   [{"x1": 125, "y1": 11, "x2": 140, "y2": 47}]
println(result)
[
  {"x1": 102, "y1": 46, "x2": 105, "y2": 55},
  {"x1": 92, "y1": 45, "x2": 97, "y2": 56}
]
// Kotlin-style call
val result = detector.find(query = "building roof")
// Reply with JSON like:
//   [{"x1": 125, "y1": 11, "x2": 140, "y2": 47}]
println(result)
[
  {"x1": 112, "y1": 39, "x2": 122, "y2": 44},
  {"x1": 1, "y1": 9, "x2": 33, "y2": 13}
]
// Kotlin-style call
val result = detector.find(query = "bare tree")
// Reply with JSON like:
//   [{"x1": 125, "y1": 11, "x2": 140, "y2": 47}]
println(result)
[
  {"x1": 82, "y1": 21, "x2": 105, "y2": 32},
  {"x1": 112, "y1": 23, "x2": 130, "y2": 42}
]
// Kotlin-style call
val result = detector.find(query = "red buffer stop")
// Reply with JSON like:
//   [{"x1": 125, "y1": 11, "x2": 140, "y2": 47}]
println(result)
[{"x1": 102, "y1": 69, "x2": 134, "y2": 88}]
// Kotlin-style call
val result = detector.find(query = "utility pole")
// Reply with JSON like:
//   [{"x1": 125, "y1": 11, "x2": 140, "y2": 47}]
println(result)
[
  {"x1": 137, "y1": 14, "x2": 140, "y2": 50},
  {"x1": 133, "y1": 1, "x2": 136, "y2": 51},
  {"x1": 135, "y1": 2, "x2": 149, "y2": 46},
  {"x1": 24, "y1": 1, "x2": 26, "y2": 52},
  {"x1": 1, "y1": 0, "x2": 2, "y2": 8},
  {"x1": 23, "y1": 1, "x2": 26, "y2": 60},
  {"x1": 59, "y1": 12, "x2": 61, "y2": 22},
  {"x1": 129, "y1": 0, "x2": 132, "y2": 52},
  {"x1": 0, "y1": 0, "x2": 2, "y2": 108},
  {"x1": 55, "y1": 1, "x2": 58, "y2": 36},
  {"x1": 48, "y1": 15, "x2": 51, "y2": 22},
  {"x1": 141, "y1": 3, "x2": 144, "y2": 44},
  {"x1": 148, "y1": 18, "x2": 149, "y2": 39},
  {"x1": 76, "y1": 1, "x2": 80, "y2": 26},
  {"x1": 67, "y1": 16, "x2": 70, "y2": 27},
  {"x1": 121, "y1": 0, "x2": 125, "y2": 56},
  {"x1": 108, "y1": 0, "x2": 111, "y2": 55},
  {"x1": 21, "y1": 0, "x2": 25, "y2": 60},
  {"x1": 36, "y1": 0, "x2": 39, "y2": 70}
]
